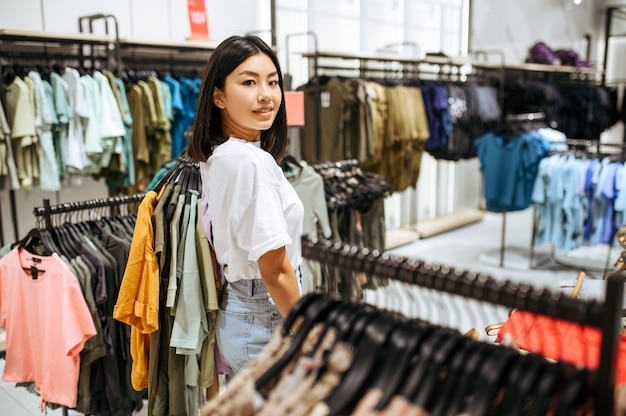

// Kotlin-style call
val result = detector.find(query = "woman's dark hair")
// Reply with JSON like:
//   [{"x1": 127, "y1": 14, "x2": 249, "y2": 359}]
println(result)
[{"x1": 187, "y1": 35, "x2": 287, "y2": 162}]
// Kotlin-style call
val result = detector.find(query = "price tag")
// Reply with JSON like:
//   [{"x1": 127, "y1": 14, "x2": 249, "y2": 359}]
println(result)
[{"x1": 321, "y1": 91, "x2": 331, "y2": 108}]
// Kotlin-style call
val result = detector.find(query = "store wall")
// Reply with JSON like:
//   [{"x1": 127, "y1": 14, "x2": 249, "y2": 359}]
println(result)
[
  {"x1": 0, "y1": 0, "x2": 269, "y2": 43},
  {"x1": 470, "y1": 0, "x2": 624, "y2": 69}
]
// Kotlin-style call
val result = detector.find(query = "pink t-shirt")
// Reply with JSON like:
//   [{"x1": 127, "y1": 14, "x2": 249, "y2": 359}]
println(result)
[{"x1": 0, "y1": 247, "x2": 96, "y2": 408}]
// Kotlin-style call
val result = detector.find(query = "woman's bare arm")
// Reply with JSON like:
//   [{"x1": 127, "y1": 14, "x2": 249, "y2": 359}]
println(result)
[{"x1": 257, "y1": 246, "x2": 301, "y2": 319}]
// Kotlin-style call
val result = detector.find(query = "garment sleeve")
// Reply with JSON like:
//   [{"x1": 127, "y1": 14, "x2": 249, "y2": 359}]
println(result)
[
  {"x1": 531, "y1": 158, "x2": 548, "y2": 204},
  {"x1": 310, "y1": 169, "x2": 332, "y2": 238},
  {"x1": 227, "y1": 156, "x2": 292, "y2": 263},
  {"x1": 244, "y1": 181, "x2": 292, "y2": 262},
  {"x1": 113, "y1": 192, "x2": 159, "y2": 334},
  {"x1": 601, "y1": 163, "x2": 619, "y2": 199},
  {"x1": 614, "y1": 163, "x2": 626, "y2": 212},
  {"x1": 62, "y1": 282, "x2": 97, "y2": 357}
]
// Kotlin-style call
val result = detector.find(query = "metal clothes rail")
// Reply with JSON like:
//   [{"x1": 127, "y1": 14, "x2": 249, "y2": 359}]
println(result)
[
  {"x1": 0, "y1": 15, "x2": 215, "y2": 245},
  {"x1": 301, "y1": 235, "x2": 624, "y2": 415}
]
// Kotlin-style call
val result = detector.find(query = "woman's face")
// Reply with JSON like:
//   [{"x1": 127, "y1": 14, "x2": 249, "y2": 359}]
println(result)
[{"x1": 213, "y1": 52, "x2": 282, "y2": 142}]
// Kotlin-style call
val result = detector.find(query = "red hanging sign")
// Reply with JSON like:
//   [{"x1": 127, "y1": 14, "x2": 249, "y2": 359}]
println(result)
[
  {"x1": 187, "y1": 0, "x2": 210, "y2": 39},
  {"x1": 285, "y1": 91, "x2": 305, "y2": 126}
]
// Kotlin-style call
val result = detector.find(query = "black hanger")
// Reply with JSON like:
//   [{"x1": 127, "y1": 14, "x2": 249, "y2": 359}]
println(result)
[
  {"x1": 495, "y1": 352, "x2": 548, "y2": 416},
  {"x1": 338, "y1": 302, "x2": 380, "y2": 345},
  {"x1": 120, "y1": 213, "x2": 137, "y2": 234},
  {"x1": 52, "y1": 224, "x2": 80, "y2": 258},
  {"x1": 394, "y1": 327, "x2": 458, "y2": 403},
  {"x1": 3, "y1": 66, "x2": 17, "y2": 85},
  {"x1": 554, "y1": 367, "x2": 590, "y2": 416},
  {"x1": 280, "y1": 155, "x2": 303, "y2": 179},
  {"x1": 528, "y1": 361, "x2": 566, "y2": 415},
  {"x1": 427, "y1": 336, "x2": 477, "y2": 416},
  {"x1": 21, "y1": 256, "x2": 46, "y2": 280},
  {"x1": 153, "y1": 159, "x2": 183, "y2": 194},
  {"x1": 299, "y1": 300, "x2": 372, "y2": 388},
  {"x1": 165, "y1": 183, "x2": 183, "y2": 223},
  {"x1": 324, "y1": 310, "x2": 402, "y2": 415},
  {"x1": 254, "y1": 294, "x2": 342, "y2": 390},
  {"x1": 14, "y1": 228, "x2": 56, "y2": 256},
  {"x1": 306, "y1": 301, "x2": 359, "y2": 355},
  {"x1": 439, "y1": 339, "x2": 494, "y2": 415},
  {"x1": 180, "y1": 166, "x2": 192, "y2": 195},
  {"x1": 280, "y1": 154, "x2": 300, "y2": 169},
  {"x1": 497, "y1": 353, "x2": 549, "y2": 416},
  {"x1": 462, "y1": 344, "x2": 517, "y2": 415},
  {"x1": 49, "y1": 224, "x2": 71, "y2": 257},
  {"x1": 410, "y1": 329, "x2": 468, "y2": 410},
  {"x1": 371, "y1": 318, "x2": 435, "y2": 411}
]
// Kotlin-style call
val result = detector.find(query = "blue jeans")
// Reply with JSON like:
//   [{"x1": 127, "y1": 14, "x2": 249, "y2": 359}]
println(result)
[{"x1": 216, "y1": 278, "x2": 283, "y2": 375}]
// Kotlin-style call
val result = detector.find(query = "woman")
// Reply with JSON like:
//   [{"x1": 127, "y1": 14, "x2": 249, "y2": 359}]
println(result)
[{"x1": 187, "y1": 35, "x2": 304, "y2": 375}]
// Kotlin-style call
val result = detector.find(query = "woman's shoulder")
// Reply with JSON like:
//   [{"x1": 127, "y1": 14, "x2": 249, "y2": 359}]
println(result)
[
  {"x1": 207, "y1": 138, "x2": 277, "y2": 176},
  {"x1": 211, "y1": 138, "x2": 266, "y2": 161},
  {"x1": 208, "y1": 138, "x2": 274, "y2": 166}
]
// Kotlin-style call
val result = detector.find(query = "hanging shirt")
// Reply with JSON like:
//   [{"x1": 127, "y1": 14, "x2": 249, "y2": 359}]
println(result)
[
  {"x1": 50, "y1": 72, "x2": 70, "y2": 180},
  {"x1": 113, "y1": 190, "x2": 159, "y2": 390},
  {"x1": 27, "y1": 71, "x2": 61, "y2": 191},
  {"x1": 171, "y1": 190, "x2": 207, "y2": 355},
  {"x1": 0, "y1": 247, "x2": 96, "y2": 409},
  {"x1": 126, "y1": 85, "x2": 150, "y2": 192},
  {"x1": 164, "y1": 76, "x2": 186, "y2": 158},
  {"x1": 62, "y1": 67, "x2": 90, "y2": 172},
  {"x1": 0, "y1": 102, "x2": 20, "y2": 190},
  {"x1": 4, "y1": 76, "x2": 39, "y2": 189},
  {"x1": 287, "y1": 161, "x2": 332, "y2": 293},
  {"x1": 614, "y1": 162, "x2": 626, "y2": 228},
  {"x1": 476, "y1": 130, "x2": 550, "y2": 212},
  {"x1": 94, "y1": 71, "x2": 126, "y2": 171}
]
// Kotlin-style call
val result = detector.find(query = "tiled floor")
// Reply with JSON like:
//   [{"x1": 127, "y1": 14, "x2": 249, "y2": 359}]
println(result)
[{"x1": 1, "y1": 207, "x2": 621, "y2": 415}]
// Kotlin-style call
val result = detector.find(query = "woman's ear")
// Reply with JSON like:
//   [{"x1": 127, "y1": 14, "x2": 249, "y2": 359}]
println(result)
[{"x1": 213, "y1": 87, "x2": 225, "y2": 109}]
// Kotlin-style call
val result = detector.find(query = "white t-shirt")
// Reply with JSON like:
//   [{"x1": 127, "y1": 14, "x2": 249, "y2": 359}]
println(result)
[{"x1": 200, "y1": 137, "x2": 304, "y2": 282}]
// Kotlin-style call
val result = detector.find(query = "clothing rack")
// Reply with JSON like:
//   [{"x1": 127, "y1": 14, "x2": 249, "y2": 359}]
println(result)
[
  {"x1": 299, "y1": 47, "x2": 499, "y2": 248},
  {"x1": 0, "y1": 18, "x2": 214, "y2": 245},
  {"x1": 603, "y1": 5, "x2": 626, "y2": 86},
  {"x1": 309, "y1": 157, "x2": 393, "y2": 211},
  {"x1": 301, "y1": 235, "x2": 624, "y2": 415},
  {"x1": 490, "y1": 111, "x2": 548, "y2": 269},
  {"x1": 27, "y1": 193, "x2": 144, "y2": 416},
  {"x1": 33, "y1": 192, "x2": 146, "y2": 225},
  {"x1": 300, "y1": 49, "x2": 499, "y2": 162},
  {"x1": 299, "y1": 45, "x2": 604, "y2": 252},
  {"x1": 528, "y1": 138, "x2": 625, "y2": 276},
  {"x1": 311, "y1": 158, "x2": 360, "y2": 172},
  {"x1": 308, "y1": 158, "x2": 392, "y2": 261}
]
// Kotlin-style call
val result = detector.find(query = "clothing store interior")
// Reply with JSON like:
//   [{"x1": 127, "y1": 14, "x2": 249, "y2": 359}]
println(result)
[{"x1": 2, "y1": 0, "x2": 626, "y2": 415}]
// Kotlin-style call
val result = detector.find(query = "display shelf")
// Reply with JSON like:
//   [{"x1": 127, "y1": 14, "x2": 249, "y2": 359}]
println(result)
[
  {"x1": 300, "y1": 49, "x2": 603, "y2": 77},
  {"x1": 0, "y1": 28, "x2": 113, "y2": 45},
  {"x1": 119, "y1": 37, "x2": 218, "y2": 51},
  {"x1": 0, "y1": 29, "x2": 218, "y2": 54},
  {"x1": 0, "y1": 26, "x2": 215, "y2": 241}
]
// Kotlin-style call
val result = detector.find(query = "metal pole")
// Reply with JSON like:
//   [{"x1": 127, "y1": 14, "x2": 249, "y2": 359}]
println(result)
[
  {"x1": 595, "y1": 272, "x2": 624, "y2": 415},
  {"x1": 602, "y1": 7, "x2": 615, "y2": 85},
  {"x1": 9, "y1": 190, "x2": 17, "y2": 242},
  {"x1": 270, "y1": 0, "x2": 277, "y2": 48}
]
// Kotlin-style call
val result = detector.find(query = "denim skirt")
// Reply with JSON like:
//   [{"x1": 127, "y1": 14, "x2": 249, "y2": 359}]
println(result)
[{"x1": 215, "y1": 278, "x2": 283, "y2": 375}]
